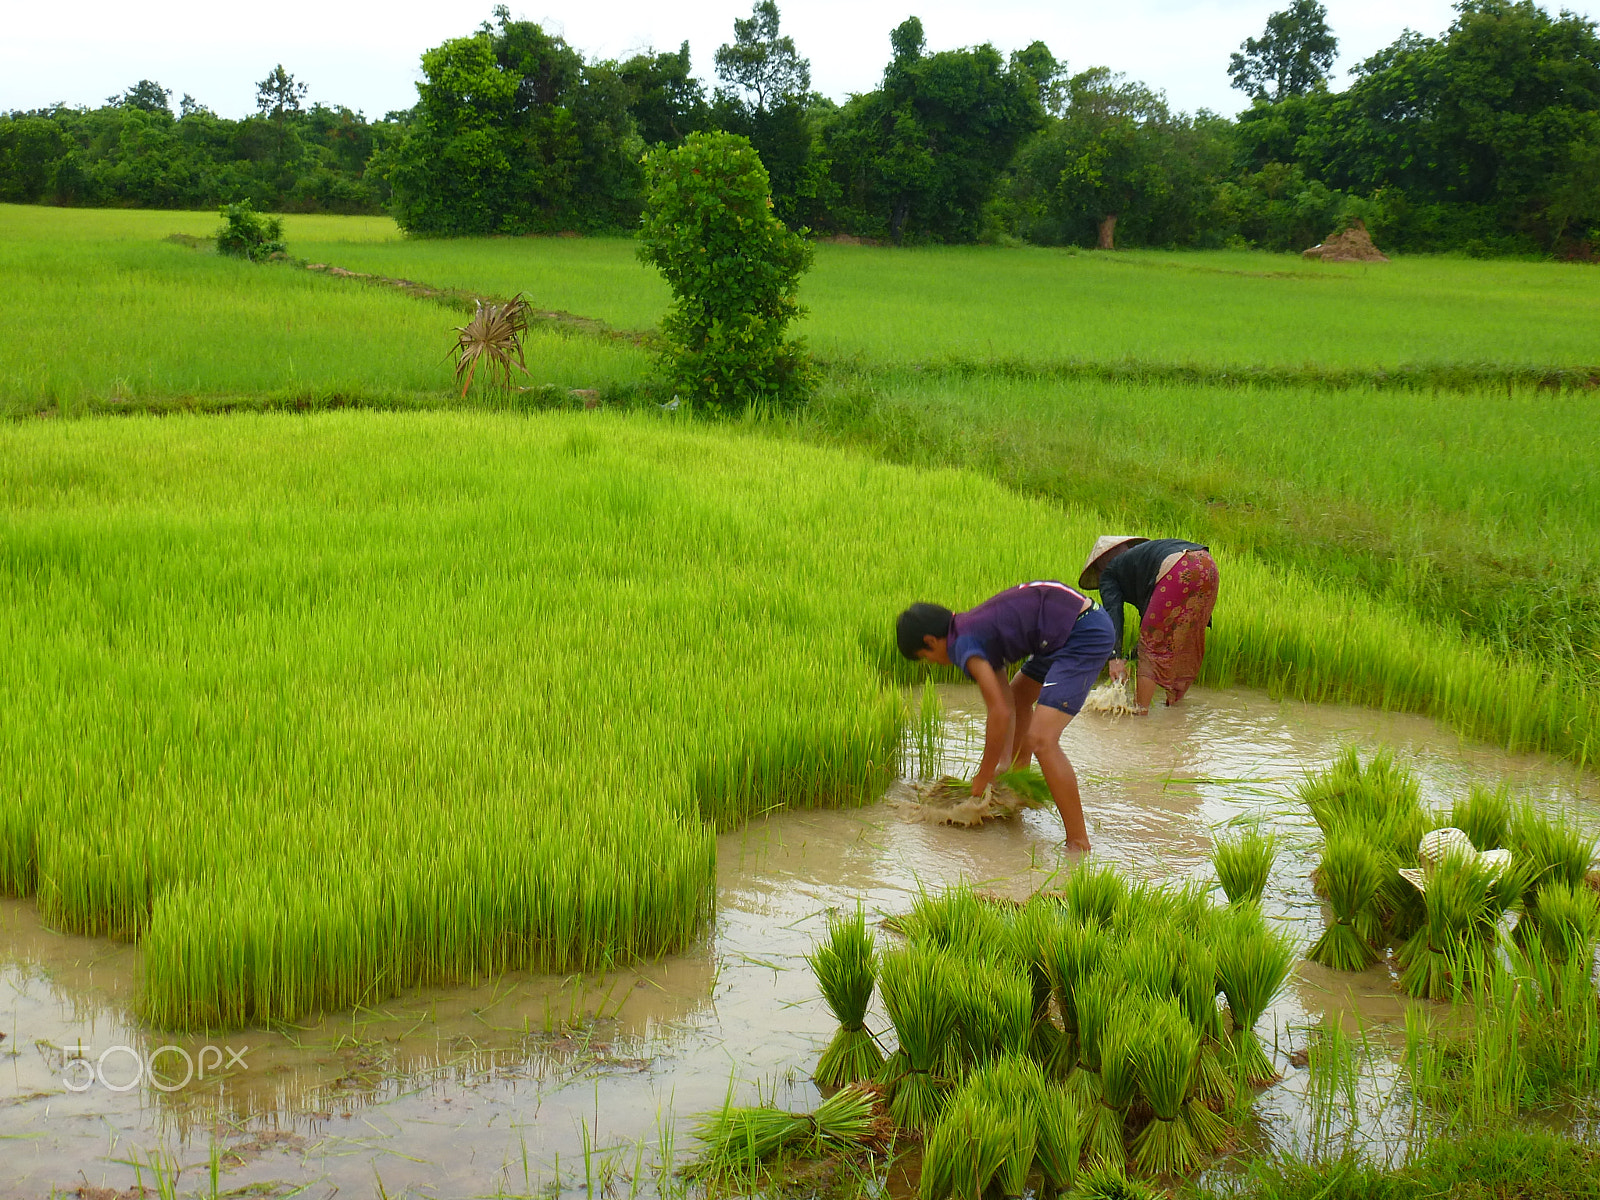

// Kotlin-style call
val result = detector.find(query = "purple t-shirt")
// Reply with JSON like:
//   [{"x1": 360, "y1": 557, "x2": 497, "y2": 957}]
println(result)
[{"x1": 947, "y1": 581, "x2": 1093, "y2": 679}]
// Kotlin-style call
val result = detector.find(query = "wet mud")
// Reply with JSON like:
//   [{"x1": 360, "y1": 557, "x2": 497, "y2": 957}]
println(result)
[{"x1": 3, "y1": 686, "x2": 1597, "y2": 1197}]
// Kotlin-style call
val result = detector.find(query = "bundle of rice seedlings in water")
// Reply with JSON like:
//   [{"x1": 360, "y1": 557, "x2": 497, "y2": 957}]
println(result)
[
  {"x1": 1212, "y1": 827, "x2": 1276, "y2": 907},
  {"x1": 994, "y1": 1106, "x2": 1039, "y2": 1200},
  {"x1": 951, "y1": 958, "x2": 1032, "y2": 1068},
  {"x1": 905, "y1": 883, "x2": 1013, "y2": 963},
  {"x1": 919, "y1": 1089, "x2": 1009, "y2": 1200},
  {"x1": 1398, "y1": 854, "x2": 1509, "y2": 999},
  {"x1": 1066, "y1": 969, "x2": 1121, "y2": 1108},
  {"x1": 1012, "y1": 900, "x2": 1065, "y2": 1062},
  {"x1": 1528, "y1": 879, "x2": 1600, "y2": 966},
  {"x1": 1174, "y1": 937, "x2": 1234, "y2": 1108},
  {"x1": 1451, "y1": 784, "x2": 1511, "y2": 851},
  {"x1": 992, "y1": 767, "x2": 1053, "y2": 807},
  {"x1": 1214, "y1": 912, "x2": 1295, "y2": 1086},
  {"x1": 1067, "y1": 1160, "x2": 1158, "y2": 1200},
  {"x1": 1043, "y1": 918, "x2": 1109, "y2": 1078},
  {"x1": 1510, "y1": 805, "x2": 1597, "y2": 939},
  {"x1": 1129, "y1": 998, "x2": 1201, "y2": 1176},
  {"x1": 1306, "y1": 831, "x2": 1387, "y2": 971},
  {"x1": 1059, "y1": 861, "x2": 1125, "y2": 928},
  {"x1": 878, "y1": 945, "x2": 958, "y2": 1129},
  {"x1": 809, "y1": 904, "x2": 884, "y2": 1086},
  {"x1": 687, "y1": 1084, "x2": 877, "y2": 1180},
  {"x1": 1033, "y1": 1083, "x2": 1085, "y2": 1194},
  {"x1": 1119, "y1": 929, "x2": 1180, "y2": 999},
  {"x1": 1082, "y1": 994, "x2": 1142, "y2": 1169}
]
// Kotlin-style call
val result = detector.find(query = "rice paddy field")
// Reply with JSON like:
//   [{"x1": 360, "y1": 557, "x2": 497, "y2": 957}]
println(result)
[{"x1": 1, "y1": 202, "x2": 1599, "y2": 1196}]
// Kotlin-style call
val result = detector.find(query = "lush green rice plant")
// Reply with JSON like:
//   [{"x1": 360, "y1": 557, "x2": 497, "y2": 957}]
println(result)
[
  {"x1": 878, "y1": 945, "x2": 958, "y2": 1129},
  {"x1": 1175, "y1": 936, "x2": 1234, "y2": 1108},
  {"x1": 903, "y1": 883, "x2": 1014, "y2": 963},
  {"x1": 991, "y1": 767, "x2": 1052, "y2": 805},
  {"x1": 918, "y1": 1089, "x2": 1009, "y2": 1200},
  {"x1": 1509, "y1": 804, "x2": 1597, "y2": 938},
  {"x1": 1129, "y1": 998, "x2": 1202, "y2": 1176},
  {"x1": 951, "y1": 958, "x2": 1032, "y2": 1067},
  {"x1": 1305, "y1": 831, "x2": 1388, "y2": 971},
  {"x1": 1013, "y1": 899, "x2": 1065, "y2": 1063},
  {"x1": 1082, "y1": 993, "x2": 1143, "y2": 1169},
  {"x1": 686, "y1": 1084, "x2": 877, "y2": 1181},
  {"x1": 1042, "y1": 918, "x2": 1110, "y2": 1078},
  {"x1": 1033, "y1": 1082, "x2": 1085, "y2": 1194},
  {"x1": 961, "y1": 1052, "x2": 1083, "y2": 1191},
  {"x1": 1066, "y1": 970, "x2": 1121, "y2": 1107},
  {"x1": 809, "y1": 904, "x2": 884, "y2": 1086},
  {"x1": 1451, "y1": 784, "x2": 1512, "y2": 851},
  {"x1": 1397, "y1": 854, "x2": 1514, "y2": 999},
  {"x1": 1212, "y1": 827, "x2": 1277, "y2": 907},
  {"x1": 1066, "y1": 1159, "x2": 1158, "y2": 1200},
  {"x1": 1119, "y1": 930, "x2": 1180, "y2": 999},
  {"x1": 1214, "y1": 911, "x2": 1296, "y2": 1086},
  {"x1": 1526, "y1": 878, "x2": 1600, "y2": 966},
  {"x1": 1059, "y1": 861, "x2": 1126, "y2": 928}
]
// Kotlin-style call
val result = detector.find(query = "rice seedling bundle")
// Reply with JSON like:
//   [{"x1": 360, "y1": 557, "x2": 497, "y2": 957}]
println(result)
[
  {"x1": 960, "y1": 1052, "x2": 1082, "y2": 1191},
  {"x1": 1059, "y1": 861, "x2": 1126, "y2": 928},
  {"x1": 1174, "y1": 936, "x2": 1234, "y2": 1108},
  {"x1": 1082, "y1": 993, "x2": 1143, "y2": 1169},
  {"x1": 919, "y1": 1089, "x2": 1010, "y2": 1200},
  {"x1": 686, "y1": 1084, "x2": 878, "y2": 1181},
  {"x1": 1527, "y1": 879, "x2": 1600, "y2": 966},
  {"x1": 1067, "y1": 969, "x2": 1121, "y2": 1108},
  {"x1": 1129, "y1": 997, "x2": 1202, "y2": 1176},
  {"x1": 1041, "y1": 917, "x2": 1109, "y2": 1078},
  {"x1": 1452, "y1": 784, "x2": 1512, "y2": 851},
  {"x1": 903, "y1": 884, "x2": 1015, "y2": 963},
  {"x1": 1067, "y1": 1160, "x2": 1159, "y2": 1200},
  {"x1": 809, "y1": 905, "x2": 884, "y2": 1086},
  {"x1": 1012, "y1": 900, "x2": 1066, "y2": 1062},
  {"x1": 1214, "y1": 911, "x2": 1296, "y2": 1085},
  {"x1": 1033, "y1": 1082, "x2": 1085, "y2": 1193},
  {"x1": 1305, "y1": 831, "x2": 1388, "y2": 971},
  {"x1": 1398, "y1": 853, "x2": 1513, "y2": 999},
  {"x1": 878, "y1": 945, "x2": 959, "y2": 1129},
  {"x1": 1510, "y1": 804, "x2": 1597, "y2": 938},
  {"x1": 1212, "y1": 827, "x2": 1276, "y2": 907},
  {"x1": 951, "y1": 958, "x2": 1033, "y2": 1068}
]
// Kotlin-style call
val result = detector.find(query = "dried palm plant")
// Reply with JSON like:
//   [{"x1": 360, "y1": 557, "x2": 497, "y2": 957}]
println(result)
[{"x1": 451, "y1": 294, "x2": 531, "y2": 396}]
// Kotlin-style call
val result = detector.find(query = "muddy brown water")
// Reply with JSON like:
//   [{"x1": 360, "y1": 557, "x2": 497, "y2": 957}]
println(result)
[{"x1": 3, "y1": 686, "x2": 1597, "y2": 1197}]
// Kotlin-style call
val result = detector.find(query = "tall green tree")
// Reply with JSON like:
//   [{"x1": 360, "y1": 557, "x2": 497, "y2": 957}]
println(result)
[
  {"x1": 824, "y1": 16, "x2": 1048, "y2": 242},
  {"x1": 1228, "y1": 0, "x2": 1338, "y2": 101},
  {"x1": 620, "y1": 43, "x2": 708, "y2": 146},
  {"x1": 711, "y1": 1, "x2": 822, "y2": 227}
]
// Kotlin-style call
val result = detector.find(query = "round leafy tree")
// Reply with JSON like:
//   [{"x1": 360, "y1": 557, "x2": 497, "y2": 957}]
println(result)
[{"x1": 637, "y1": 131, "x2": 815, "y2": 411}]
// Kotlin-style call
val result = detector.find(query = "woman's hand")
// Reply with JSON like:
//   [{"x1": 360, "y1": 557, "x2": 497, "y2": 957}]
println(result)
[{"x1": 1108, "y1": 658, "x2": 1128, "y2": 682}]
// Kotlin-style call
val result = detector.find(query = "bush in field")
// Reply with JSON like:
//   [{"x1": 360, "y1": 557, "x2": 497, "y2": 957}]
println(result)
[
  {"x1": 637, "y1": 131, "x2": 815, "y2": 411},
  {"x1": 216, "y1": 200, "x2": 286, "y2": 262}
]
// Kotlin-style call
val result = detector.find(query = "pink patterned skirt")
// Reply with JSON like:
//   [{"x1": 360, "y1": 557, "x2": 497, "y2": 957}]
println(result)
[{"x1": 1138, "y1": 550, "x2": 1219, "y2": 697}]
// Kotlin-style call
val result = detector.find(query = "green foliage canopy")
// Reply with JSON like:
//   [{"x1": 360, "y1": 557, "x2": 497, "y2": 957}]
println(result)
[{"x1": 636, "y1": 131, "x2": 815, "y2": 410}]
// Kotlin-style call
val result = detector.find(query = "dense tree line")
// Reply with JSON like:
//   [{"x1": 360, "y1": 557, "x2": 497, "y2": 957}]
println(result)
[{"x1": 3, "y1": 0, "x2": 1596, "y2": 255}]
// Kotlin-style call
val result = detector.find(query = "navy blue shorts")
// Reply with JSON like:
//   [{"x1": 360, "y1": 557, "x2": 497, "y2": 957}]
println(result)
[{"x1": 1018, "y1": 607, "x2": 1116, "y2": 715}]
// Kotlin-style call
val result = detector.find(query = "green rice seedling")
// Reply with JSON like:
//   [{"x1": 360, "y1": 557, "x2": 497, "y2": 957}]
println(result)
[
  {"x1": 995, "y1": 1106, "x2": 1039, "y2": 1200},
  {"x1": 1012, "y1": 900, "x2": 1065, "y2": 1063},
  {"x1": 911, "y1": 683, "x2": 944, "y2": 778},
  {"x1": 1082, "y1": 993, "x2": 1143, "y2": 1169},
  {"x1": 1527, "y1": 879, "x2": 1600, "y2": 966},
  {"x1": 919, "y1": 1089, "x2": 1009, "y2": 1200},
  {"x1": 686, "y1": 1084, "x2": 877, "y2": 1181},
  {"x1": 809, "y1": 904, "x2": 884, "y2": 1086},
  {"x1": 1058, "y1": 861, "x2": 1126, "y2": 928},
  {"x1": 1212, "y1": 827, "x2": 1276, "y2": 907},
  {"x1": 1509, "y1": 805, "x2": 1597, "y2": 938},
  {"x1": 903, "y1": 883, "x2": 1014, "y2": 964},
  {"x1": 1042, "y1": 918, "x2": 1110, "y2": 1078},
  {"x1": 1451, "y1": 784, "x2": 1512, "y2": 851},
  {"x1": 1066, "y1": 1160, "x2": 1158, "y2": 1200},
  {"x1": 1306, "y1": 831, "x2": 1388, "y2": 971},
  {"x1": 1067, "y1": 970, "x2": 1122, "y2": 1108},
  {"x1": 991, "y1": 767, "x2": 1052, "y2": 806},
  {"x1": 1174, "y1": 937, "x2": 1234, "y2": 1108},
  {"x1": 1129, "y1": 998, "x2": 1202, "y2": 1176},
  {"x1": 1120, "y1": 929, "x2": 1181, "y2": 999},
  {"x1": 878, "y1": 945, "x2": 958, "y2": 1130},
  {"x1": 1398, "y1": 853, "x2": 1511, "y2": 999},
  {"x1": 1214, "y1": 912, "x2": 1296, "y2": 1086},
  {"x1": 1033, "y1": 1083, "x2": 1085, "y2": 1194},
  {"x1": 951, "y1": 958, "x2": 1032, "y2": 1067}
]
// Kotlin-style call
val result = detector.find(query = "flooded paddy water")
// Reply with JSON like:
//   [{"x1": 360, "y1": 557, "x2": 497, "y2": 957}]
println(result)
[{"x1": 3, "y1": 686, "x2": 1597, "y2": 1197}]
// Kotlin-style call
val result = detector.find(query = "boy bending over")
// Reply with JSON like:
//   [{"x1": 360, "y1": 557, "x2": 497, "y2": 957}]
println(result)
[{"x1": 897, "y1": 581, "x2": 1116, "y2": 851}]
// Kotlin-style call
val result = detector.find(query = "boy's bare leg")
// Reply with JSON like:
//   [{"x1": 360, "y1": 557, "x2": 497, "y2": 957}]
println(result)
[
  {"x1": 1024, "y1": 704, "x2": 1090, "y2": 851},
  {"x1": 1009, "y1": 673, "x2": 1042, "y2": 771}
]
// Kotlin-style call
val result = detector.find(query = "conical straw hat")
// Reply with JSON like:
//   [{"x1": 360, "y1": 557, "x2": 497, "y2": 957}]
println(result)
[
  {"x1": 1401, "y1": 827, "x2": 1511, "y2": 894},
  {"x1": 1078, "y1": 536, "x2": 1149, "y2": 591}
]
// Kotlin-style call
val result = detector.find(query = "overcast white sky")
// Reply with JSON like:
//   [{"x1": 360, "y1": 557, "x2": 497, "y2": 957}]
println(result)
[{"x1": 3, "y1": 0, "x2": 1593, "y2": 120}]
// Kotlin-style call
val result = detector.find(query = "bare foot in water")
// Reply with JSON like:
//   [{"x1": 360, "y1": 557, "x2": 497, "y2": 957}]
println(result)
[{"x1": 1065, "y1": 837, "x2": 1092, "y2": 852}]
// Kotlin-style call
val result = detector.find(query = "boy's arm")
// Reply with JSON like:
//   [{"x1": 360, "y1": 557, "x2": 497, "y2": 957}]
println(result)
[{"x1": 965, "y1": 657, "x2": 1015, "y2": 796}]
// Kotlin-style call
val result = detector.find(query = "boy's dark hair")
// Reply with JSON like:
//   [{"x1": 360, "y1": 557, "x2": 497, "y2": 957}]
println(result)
[{"x1": 897, "y1": 603, "x2": 954, "y2": 659}]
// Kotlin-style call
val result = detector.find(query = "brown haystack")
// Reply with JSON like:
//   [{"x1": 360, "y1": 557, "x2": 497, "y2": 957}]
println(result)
[{"x1": 1302, "y1": 219, "x2": 1390, "y2": 263}]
